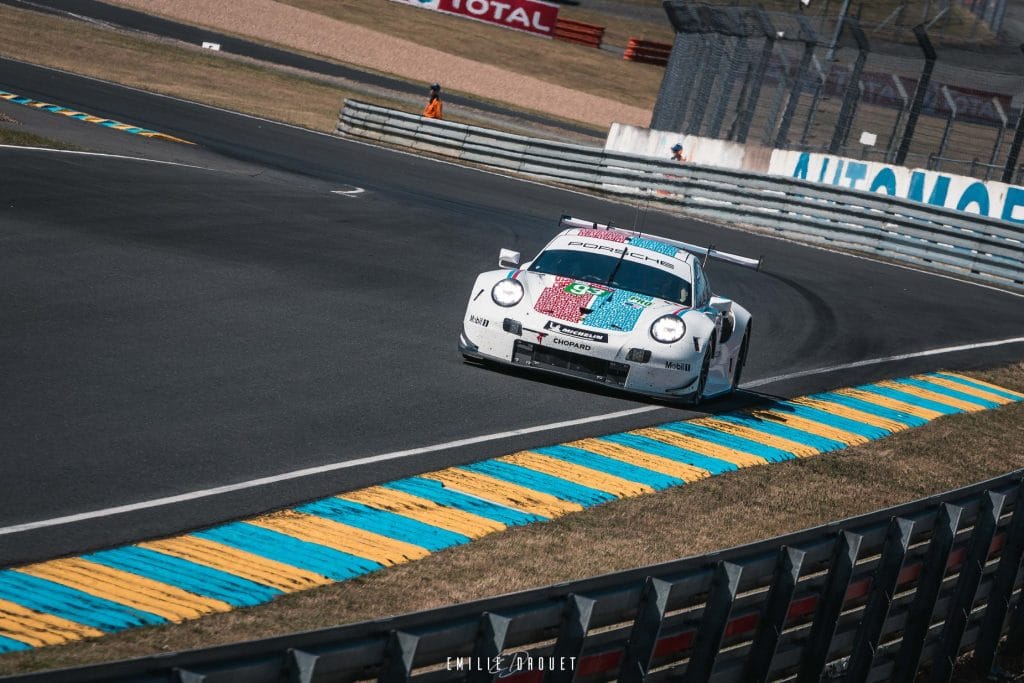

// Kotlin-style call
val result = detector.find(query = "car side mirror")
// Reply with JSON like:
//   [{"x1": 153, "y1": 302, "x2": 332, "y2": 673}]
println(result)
[
  {"x1": 709, "y1": 296, "x2": 733, "y2": 313},
  {"x1": 499, "y1": 249, "x2": 521, "y2": 269}
]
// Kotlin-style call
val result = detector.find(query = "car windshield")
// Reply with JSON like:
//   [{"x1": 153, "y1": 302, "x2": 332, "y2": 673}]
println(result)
[{"x1": 528, "y1": 249, "x2": 692, "y2": 305}]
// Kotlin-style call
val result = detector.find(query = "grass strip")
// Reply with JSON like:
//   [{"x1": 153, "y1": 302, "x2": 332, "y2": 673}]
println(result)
[
  {"x1": 0, "y1": 128, "x2": 79, "y2": 151},
  {"x1": 0, "y1": 363, "x2": 1021, "y2": 675}
]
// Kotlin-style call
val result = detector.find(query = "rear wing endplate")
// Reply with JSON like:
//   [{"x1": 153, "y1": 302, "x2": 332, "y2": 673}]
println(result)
[{"x1": 559, "y1": 215, "x2": 764, "y2": 271}]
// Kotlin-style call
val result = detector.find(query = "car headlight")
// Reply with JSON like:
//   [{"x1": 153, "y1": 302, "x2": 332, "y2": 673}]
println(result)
[
  {"x1": 650, "y1": 315, "x2": 686, "y2": 344},
  {"x1": 491, "y1": 279, "x2": 525, "y2": 307}
]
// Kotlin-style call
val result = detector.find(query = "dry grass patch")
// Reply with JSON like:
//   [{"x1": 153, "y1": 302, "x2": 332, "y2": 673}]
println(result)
[
  {"x1": 1, "y1": 364, "x2": 1022, "y2": 675},
  {"x1": 0, "y1": 4, "x2": 405, "y2": 134}
]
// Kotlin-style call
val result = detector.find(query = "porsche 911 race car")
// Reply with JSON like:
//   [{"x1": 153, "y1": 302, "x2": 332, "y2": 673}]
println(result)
[{"x1": 458, "y1": 216, "x2": 762, "y2": 404}]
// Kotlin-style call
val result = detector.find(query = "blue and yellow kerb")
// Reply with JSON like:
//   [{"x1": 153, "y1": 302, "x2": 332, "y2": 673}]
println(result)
[
  {"x1": 0, "y1": 90, "x2": 191, "y2": 144},
  {"x1": 0, "y1": 371, "x2": 1020, "y2": 653}
]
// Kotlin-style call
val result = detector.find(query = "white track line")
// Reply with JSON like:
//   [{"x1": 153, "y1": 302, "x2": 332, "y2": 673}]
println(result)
[
  {"x1": 0, "y1": 144, "x2": 212, "y2": 169},
  {"x1": 2, "y1": 335, "x2": 1023, "y2": 536}
]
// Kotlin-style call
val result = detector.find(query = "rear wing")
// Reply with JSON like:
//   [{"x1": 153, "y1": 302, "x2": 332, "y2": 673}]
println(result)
[{"x1": 559, "y1": 215, "x2": 764, "y2": 271}]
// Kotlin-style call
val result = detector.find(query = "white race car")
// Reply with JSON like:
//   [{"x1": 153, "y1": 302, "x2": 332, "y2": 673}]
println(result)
[{"x1": 459, "y1": 216, "x2": 762, "y2": 404}]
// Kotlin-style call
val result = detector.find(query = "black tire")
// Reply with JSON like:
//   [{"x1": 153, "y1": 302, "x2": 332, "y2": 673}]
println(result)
[
  {"x1": 687, "y1": 342, "x2": 712, "y2": 407},
  {"x1": 731, "y1": 322, "x2": 751, "y2": 392}
]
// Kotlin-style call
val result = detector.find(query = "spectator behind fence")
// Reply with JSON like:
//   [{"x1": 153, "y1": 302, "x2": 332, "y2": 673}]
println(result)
[
  {"x1": 671, "y1": 142, "x2": 686, "y2": 163},
  {"x1": 424, "y1": 82, "x2": 443, "y2": 120}
]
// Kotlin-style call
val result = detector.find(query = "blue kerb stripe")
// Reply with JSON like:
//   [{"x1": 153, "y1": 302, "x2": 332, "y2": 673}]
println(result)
[
  {"x1": 0, "y1": 571, "x2": 164, "y2": 631},
  {"x1": 85, "y1": 547, "x2": 281, "y2": 607},
  {"x1": 463, "y1": 461, "x2": 615, "y2": 506},
  {"x1": 195, "y1": 523, "x2": 380, "y2": 580},
  {"x1": 931, "y1": 373, "x2": 1022, "y2": 402},
  {"x1": 534, "y1": 445, "x2": 681, "y2": 490},
  {"x1": 711, "y1": 414, "x2": 846, "y2": 452},
  {"x1": 811, "y1": 391, "x2": 927, "y2": 427},
  {"x1": 774, "y1": 401, "x2": 893, "y2": 440},
  {"x1": 894, "y1": 377, "x2": 1000, "y2": 409},
  {"x1": 383, "y1": 478, "x2": 545, "y2": 526},
  {"x1": 654, "y1": 423, "x2": 793, "y2": 464},
  {"x1": 0, "y1": 635, "x2": 31, "y2": 653},
  {"x1": 297, "y1": 498, "x2": 466, "y2": 552},
  {"x1": 599, "y1": 432, "x2": 740, "y2": 473},
  {"x1": 857, "y1": 384, "x2": 961, "y2": 415}
]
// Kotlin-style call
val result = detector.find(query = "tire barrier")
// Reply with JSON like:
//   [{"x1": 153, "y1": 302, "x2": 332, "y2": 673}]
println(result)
[
  {"x1": 552, "y1": 18, "x2": 604, "y2": 48},
  {"x1": 623, "y1": 38, "x2": 672, "y2": 66},
  {"x1": 336, "y1": 100, "x2": 1024, "y2": 292}
]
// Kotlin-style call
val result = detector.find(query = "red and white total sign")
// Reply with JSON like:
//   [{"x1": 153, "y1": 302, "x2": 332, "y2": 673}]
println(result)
[{"x1": 391, "y1": 0, "x2": 559, "y2": 37}]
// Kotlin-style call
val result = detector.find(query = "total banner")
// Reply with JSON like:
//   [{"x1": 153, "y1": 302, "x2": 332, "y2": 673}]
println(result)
[
  {"x1": 770, "y1": 150, "x2": 1024, "y2": 225},
  {"x1": 388, "y1": 0, "x2": 559, "y2": 36}
]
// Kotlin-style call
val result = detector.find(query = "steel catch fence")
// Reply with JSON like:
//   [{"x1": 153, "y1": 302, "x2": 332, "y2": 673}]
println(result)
[
  {"x1": 14, "y1": 469, "x2": 1024, "y2": 682},
  {"x1": 336, "y1": 100, "x2": 1024, "y2": 292}
]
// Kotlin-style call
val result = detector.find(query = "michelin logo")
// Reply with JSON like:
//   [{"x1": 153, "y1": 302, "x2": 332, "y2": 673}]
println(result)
[{"x1": 544, "y1": 321, "x2": 608, "y2": 343}]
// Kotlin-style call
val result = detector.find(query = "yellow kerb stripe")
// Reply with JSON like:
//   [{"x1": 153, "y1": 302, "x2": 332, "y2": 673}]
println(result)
[
  {"x1": 567, "y1": 438, "x2": 711, "y2": 483},
  {"x1": 788, "y1": 397, "x2": 910, "y2": 432},
  {"x1": 499, "y1": 451, "x2": 652, "y2": 498},
  {"x1": 341, "y1": 487, "x2": 505, "y2": 539},
  {"x1": 916, "y1": 375, "x2": 1014, "y2": 405},
  {"x1": 692, "y1": 418, "x2": 820, "y2": 458},
  {"x1": 876, "y1": 380, "x2": 985, "y2": 412},
  {"x1": 421, "y1": 469, "x2": 582, "y2": 518},
  {"x1": 0, "y1": 598, "x2": 104, "y2": 647},
  {"x1": 83, "y1": 115, "x2": 107, "y2": 123},
  {"x1": 16, "y1": 559, "x2": 230, "y2": 622},
  {"x1": 250, "y1": 511, "x2": 429, "y2": 566},
  {"x1": 834, "y1": 388, "x2": 943, "y2": 420},
  {"x1": 750, "y1": 410, "x2": 869, "y2": 446},
  {"x1": 634, "y1": 427, "x2": 768, "y2": 467},
  {"x1": 139, "y1": 536, "x2": 330, "y2": 593},
  {"x1": 942, "y1": 373, "x2": 1024, "y2": 399}
]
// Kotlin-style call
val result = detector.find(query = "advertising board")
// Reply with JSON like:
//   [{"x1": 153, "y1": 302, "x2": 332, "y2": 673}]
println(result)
[{"x1": 389, "y1": 0, "x2": 559, "y2": 36}]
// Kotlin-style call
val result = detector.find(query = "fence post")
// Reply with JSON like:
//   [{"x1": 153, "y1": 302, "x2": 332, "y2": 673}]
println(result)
[
  {"x1": 742, "y1": 547, "x2": 806, "y2": 682},
  {"x1": 762, "y1": 50, "x2": 791, "y2": 146},
  {"x1": 895, "y1": 25, "x2": 937, "y2": 166},
  {"x1": 688, "y1": 6, "x2": 727, "y2": 136},
  {"x1": 846, "y1": 517, "x2": 915, "y2": 683},
  {"x1": 707, "y1": 9, "x2": 748, "y2": 139},
  {"x1": 618, "y1": 577, "x2": 673, "y2": 683},
  {"x1": 800, "y1": 56, "x2": 828, "y2": 147},
  {"x1": 829, "y1": 17, "x2": 869, "y2": 154},
  {"x1": 891, "y1": 504, "x2": 963, "y2": 683},
  {"x1": 795, "y1": 531, "x2": 864, "y2": 683},
  {"x1": 468, "y1": 613, "x2": 512, "y2": 683},
  {"x1": 934, "y1": 85, "x2": 958, "y2": 170},
  {"x1": 775, "y1": 17, "x2": 817, "y2": 149},
  {"x1": 1002, "y1": 46, "x2": 1024, "y2": 183},
  {"x1": 987, "y1": 96, "x2": 1008, "y2": 181},
  {"x1": 735, "y1": 8, "x2": 776, "y2": 144},
  {"x1": 681, "y1": 562, "x2": 743, "y2": 682},
  {"x1": 378, "y1": 631, "x2": 419, "y2": 683},
  {"x1": 932, "y1": 491, "x2": 1006, "y2": 683},
  {"x1": 975, "y1": 481, "x2": 1024, "y2": 676},
  {"x1": 545, "y1": 594, "x2": 596, "y2": 683},
  {"x1": 886, "y1": 74, "x2": 910, "y2": 162}
]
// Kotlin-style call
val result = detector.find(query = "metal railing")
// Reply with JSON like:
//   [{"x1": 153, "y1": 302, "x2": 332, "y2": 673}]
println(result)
[
  {"x1": 15, "y1": 469, "x2": 1024, "y2": 682},
  {"x1": 337, "y1": 100, "x2": 1024, "y2": 292}
]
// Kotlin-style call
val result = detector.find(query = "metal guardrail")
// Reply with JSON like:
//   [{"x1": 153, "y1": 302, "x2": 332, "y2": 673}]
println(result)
[
  {"x1": 336, "y1": 100, "x2": 1024, "y2": 292},
  {"x1": 15, "y1": 469, "x2": 1024, "y2": 682}
]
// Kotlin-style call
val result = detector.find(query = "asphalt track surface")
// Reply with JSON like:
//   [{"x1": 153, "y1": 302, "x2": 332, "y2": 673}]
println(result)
[
  {"x1": 2, "y1": 58, "x2": 1024, "y2": 566},
  {"x1": 0, "y1": 0, "x2": 603, "y2": 139}
]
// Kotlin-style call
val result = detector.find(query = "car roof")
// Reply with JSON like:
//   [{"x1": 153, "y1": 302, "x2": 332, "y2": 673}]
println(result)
[{"x1": 540, "y1": 227, "x2": 696, "y2": 277}]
